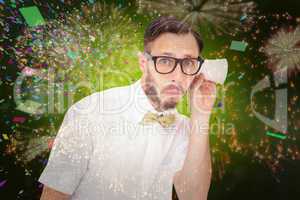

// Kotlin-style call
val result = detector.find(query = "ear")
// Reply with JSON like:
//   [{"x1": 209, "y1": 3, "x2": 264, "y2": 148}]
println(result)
[{"x1": 137, "y1": 51, "x2": 147, "y2": 73}]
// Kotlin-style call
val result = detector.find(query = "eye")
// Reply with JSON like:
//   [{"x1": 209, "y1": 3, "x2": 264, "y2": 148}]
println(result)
[
  {"x1": 158, "y1": 58, "x2": 173, "y2": 65},
  {"x1": 182, "y1": 59, "x2": 194, "y2": 67}
]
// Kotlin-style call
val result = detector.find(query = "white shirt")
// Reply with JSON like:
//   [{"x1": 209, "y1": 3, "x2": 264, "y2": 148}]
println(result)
[{"x1": 38, "y1": 78, "x2": 191, "y2": 200}]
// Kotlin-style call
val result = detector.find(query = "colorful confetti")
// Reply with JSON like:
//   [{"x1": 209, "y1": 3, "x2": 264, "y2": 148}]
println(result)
[
  {"x1": 0, "y1": 180, "x2": 7, "y2": 188},
  {"x1": 0, "y1": 1, "x2": 299, "y2": 199},
  {"x1": 230, "y1": 40, "x2": 248, "y2": 52},
  {"x1": 12, "y1": 116, "x2": 26, "y2": 123},
  {"x1": 19, "y1": 6, "x2": 45, "y2": 27},
  {"x1": 266, "y1": 131, "x2": 287, "y2": 140},
  {"x1": 2, "y1": 134, "x2": 9, "y2": 140}
]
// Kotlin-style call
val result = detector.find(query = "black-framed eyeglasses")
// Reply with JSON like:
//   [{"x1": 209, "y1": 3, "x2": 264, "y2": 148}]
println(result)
[{"x1": 144, "y1": 52, "x2": 204, "y2": 76}]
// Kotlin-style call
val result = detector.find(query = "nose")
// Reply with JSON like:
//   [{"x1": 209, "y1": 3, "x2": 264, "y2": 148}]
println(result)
[{"x1": 171, "y1": 62, "x2": 182, "y2": 80}]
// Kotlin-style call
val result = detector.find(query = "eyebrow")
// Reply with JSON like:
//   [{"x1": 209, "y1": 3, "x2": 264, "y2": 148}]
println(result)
[{"x1": 161, "y1": 52, "x2": 194, "y2": 58}]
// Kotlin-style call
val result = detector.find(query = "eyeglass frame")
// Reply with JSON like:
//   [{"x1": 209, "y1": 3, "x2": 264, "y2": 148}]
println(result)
[{"x1": 144, "y1": 51, "x2": 205, "y2": 76}]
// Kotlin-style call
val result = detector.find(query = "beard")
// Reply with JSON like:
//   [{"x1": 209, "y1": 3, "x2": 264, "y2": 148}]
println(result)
[{"x1": 143, "y1": 71, "x2": 178, "y2": 111}]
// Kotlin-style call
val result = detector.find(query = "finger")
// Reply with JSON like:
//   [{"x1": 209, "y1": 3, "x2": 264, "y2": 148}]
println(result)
[
  {"x1": 202, "y1": 80, "x2": 216, "y2": 89},
  {"x1": 205, "y1": 80, "x2": 215, "y2": 85},
  {"x1": 190, "y1": 73, "x2": 204, "y2": 91},
  {"x1": 200, "y1": 80, "x2": 216, "y2": 95}
]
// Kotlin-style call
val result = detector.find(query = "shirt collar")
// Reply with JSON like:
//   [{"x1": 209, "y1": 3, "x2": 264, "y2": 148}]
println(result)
[{"x1": 129, "y1": 78, "x2": 179, "y2": 125}]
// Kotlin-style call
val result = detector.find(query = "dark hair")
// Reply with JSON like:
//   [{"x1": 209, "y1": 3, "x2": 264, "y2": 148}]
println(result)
[{"x1": 144, "y1": 15, "x2": 204, "y2": 54}]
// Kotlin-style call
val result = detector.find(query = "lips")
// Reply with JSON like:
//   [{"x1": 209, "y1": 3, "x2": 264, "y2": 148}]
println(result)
[{"x1": 164, "y1": 85, "x2": 181, "y2": 95}]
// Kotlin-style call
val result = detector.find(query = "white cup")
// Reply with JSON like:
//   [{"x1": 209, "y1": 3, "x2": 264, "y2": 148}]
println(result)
[{"x1": 199, "y1": 58, "x2": 228, "y2": 84}]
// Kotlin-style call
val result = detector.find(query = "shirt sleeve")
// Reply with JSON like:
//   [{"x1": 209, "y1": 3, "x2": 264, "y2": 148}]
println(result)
[
  {"x1": 38, "y1": 104, "x2": 94, "y2": 195},
  {"x1": 170, "y1": 138, "x2": 189, "y2": 174}
]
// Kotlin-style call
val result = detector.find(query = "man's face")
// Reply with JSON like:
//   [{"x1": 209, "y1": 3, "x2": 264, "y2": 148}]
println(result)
[{"x1": 138, "y1": 32, "x2": 200, "y2": 111}]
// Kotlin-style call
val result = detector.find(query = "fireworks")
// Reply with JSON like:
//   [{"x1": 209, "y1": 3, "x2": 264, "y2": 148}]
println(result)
[
  {"x1": 262, "y1": 26, "x2": 300, "y2": 74},
  {"x1": 14, "y1": 2, "x2": 141, "y2": 116},
  {"x1": 138, "y1": 0, "x2": 256, "y2": 35},
  {"x1": 0, "y1": 1, "x2": 298, "y2": 184},
  {"x1": 10, "y1": 2, "x2": 142, "y2": 164}
]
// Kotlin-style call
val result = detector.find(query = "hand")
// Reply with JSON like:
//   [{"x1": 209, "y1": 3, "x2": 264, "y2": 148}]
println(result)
[{"x1": 188, "y1": 73, "x2": 217, "y2": 120}]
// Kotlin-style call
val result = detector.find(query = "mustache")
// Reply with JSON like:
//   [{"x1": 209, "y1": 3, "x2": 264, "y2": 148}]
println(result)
[{"x1": 162, "y1": 83, "x2": 184, "y2": 94}]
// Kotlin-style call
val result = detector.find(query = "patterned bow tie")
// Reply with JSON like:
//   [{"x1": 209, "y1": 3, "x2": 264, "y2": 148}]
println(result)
[{"x1": 139, "y1": 111, "x2": 177, "y2": 128}]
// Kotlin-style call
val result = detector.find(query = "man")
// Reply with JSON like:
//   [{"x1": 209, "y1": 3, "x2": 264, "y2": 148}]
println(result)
[{"x1": 39, "y1": 15, "x2": 216, "y2": 200}]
